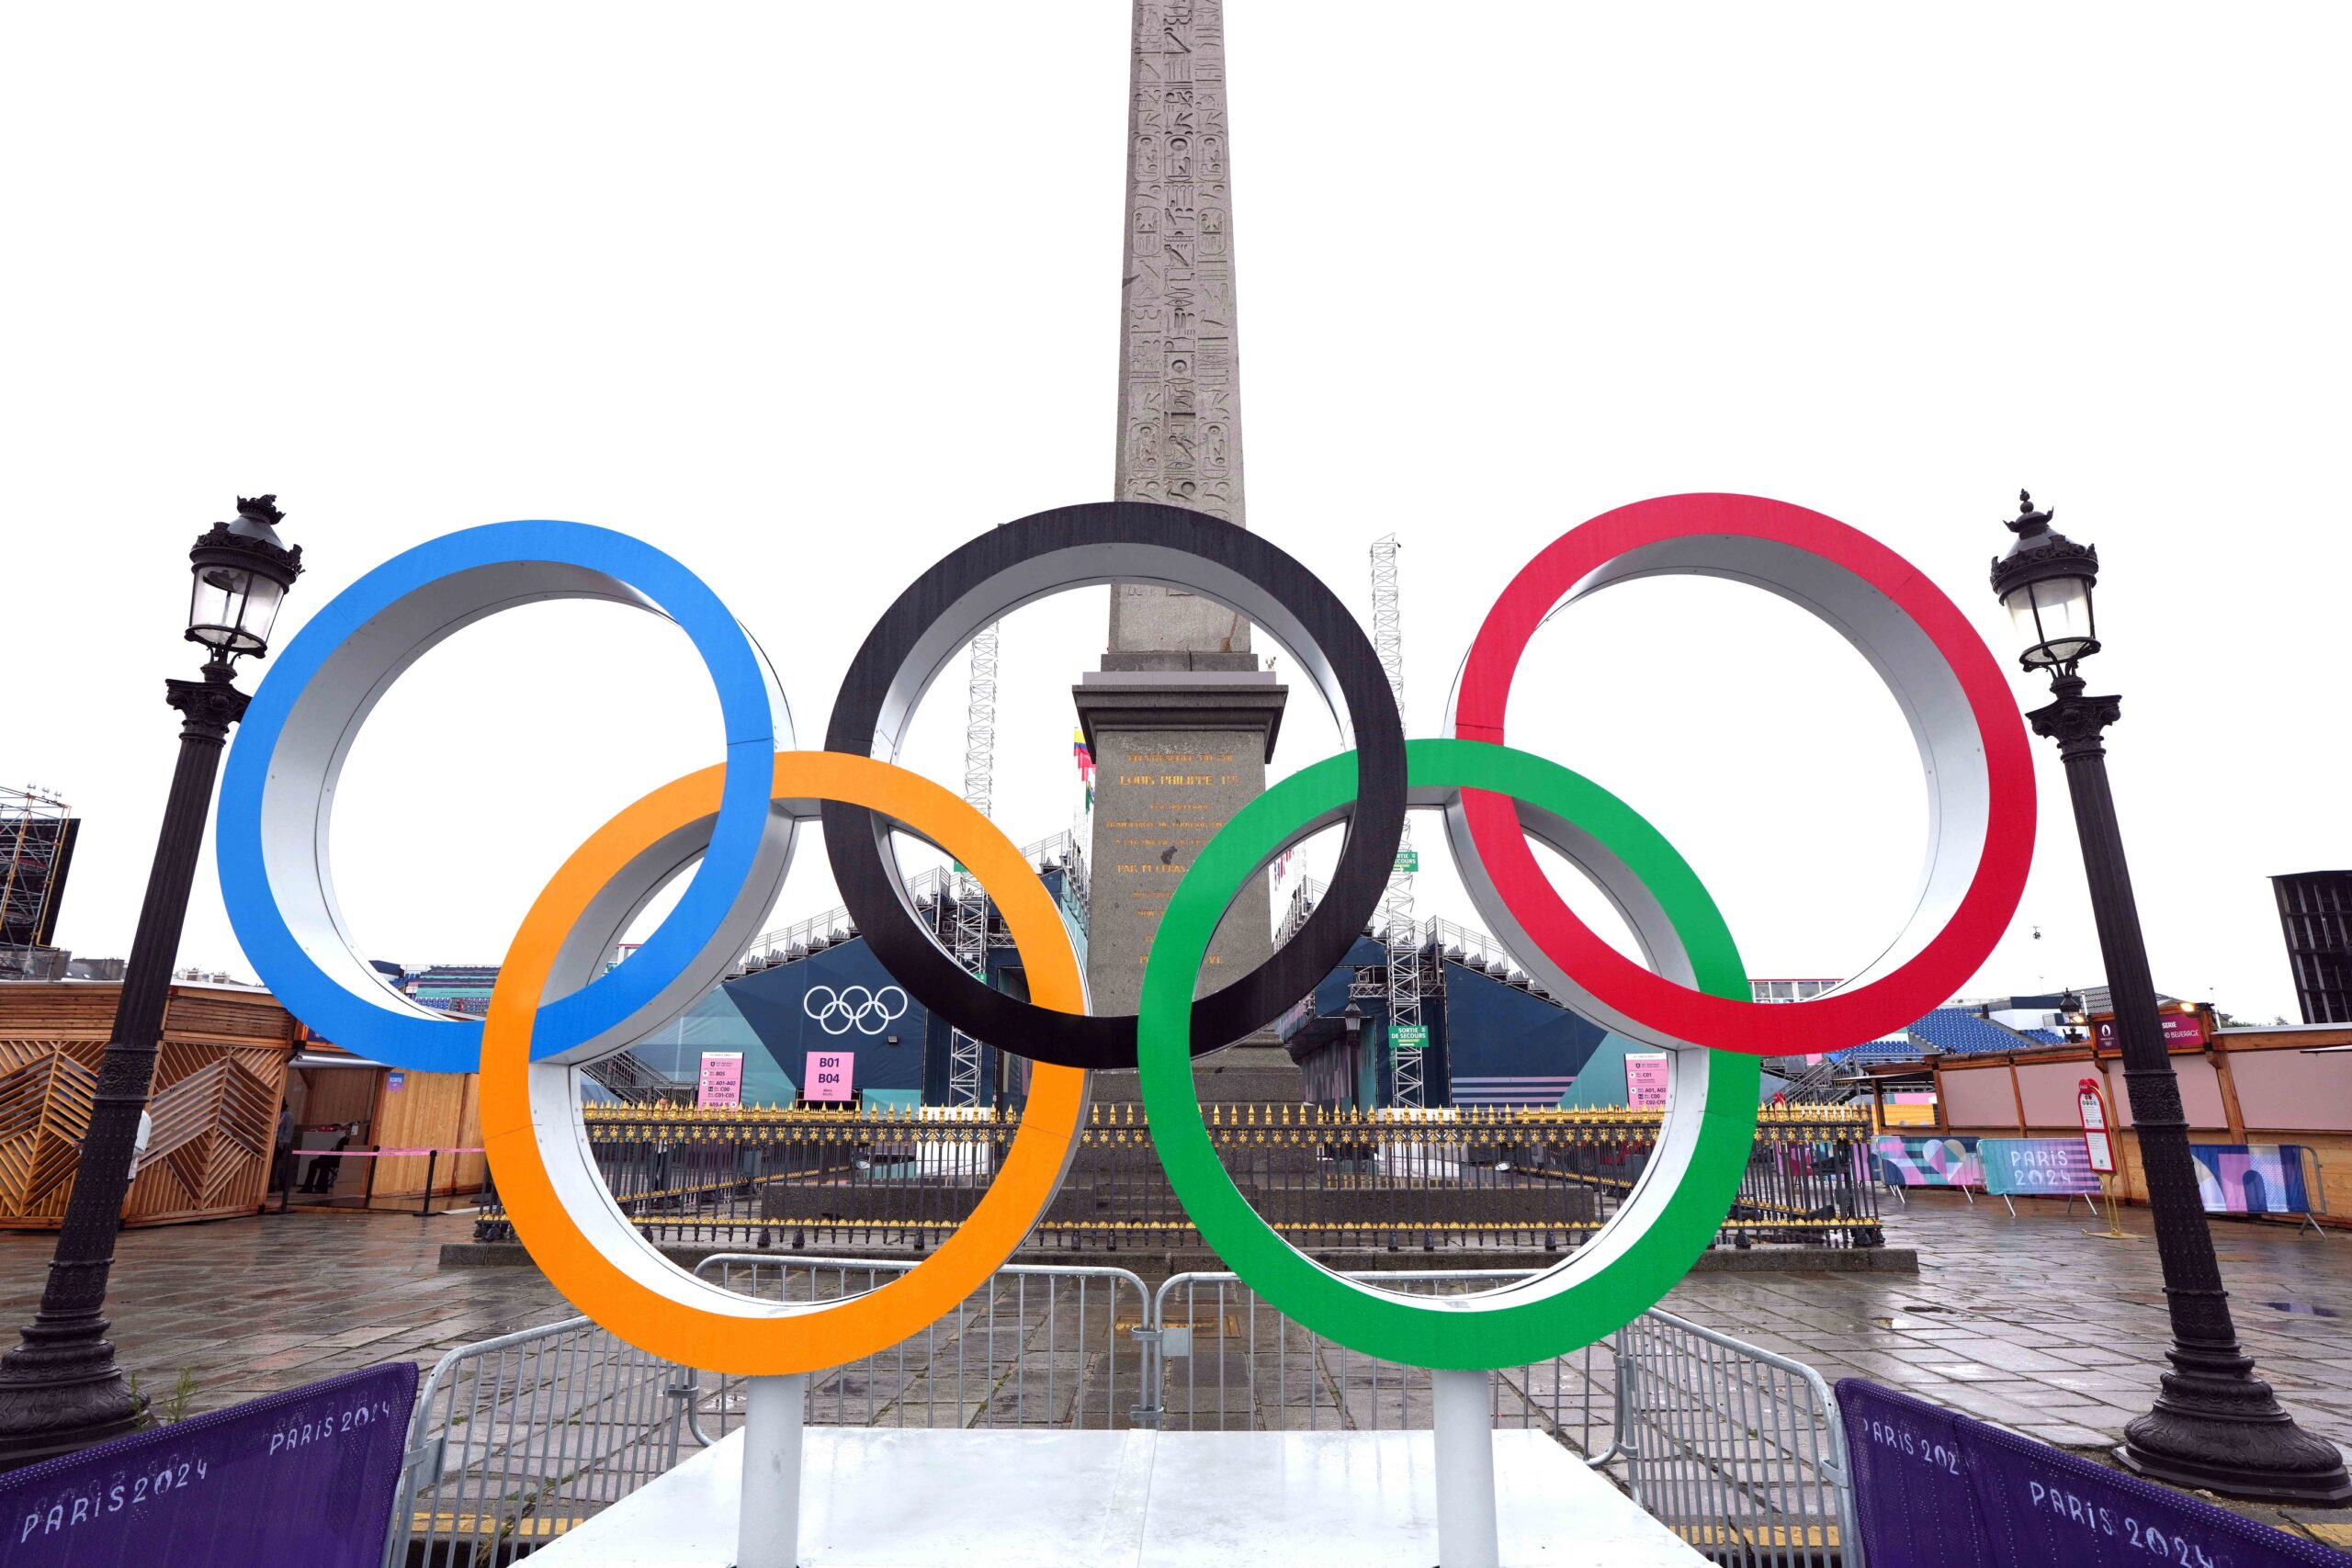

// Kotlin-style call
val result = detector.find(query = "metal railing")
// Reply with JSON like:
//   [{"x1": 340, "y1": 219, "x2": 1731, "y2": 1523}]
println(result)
[
  {"x1": 386, "y1": 1316, "x2": 691, "y2": 1567},
  {"x1": 383, "y1": 1257, "x2": 1860, "y2": 1566},
  {"x1": 1617, "y1": 1307, "x2": 1860, "y2": 1566},
  {"x1": 472, "y1": 1101, "x2": 1883, "y2": 1257},
  {"x1": 1139, "y1": 1271, "x2": 1857, "y2": 1564},
  {"x1": 1147, "y1": 1269, "x2": 1620, "y2": 1459},
  {"x1": 680, "y1": 1256, "x2": 1151, "y2": 1442}
]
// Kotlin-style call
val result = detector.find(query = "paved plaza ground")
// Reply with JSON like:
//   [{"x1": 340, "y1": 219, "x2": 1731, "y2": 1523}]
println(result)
[{"x1": 6, "y1": 1195, "x2": 2348, "y2": 1459}]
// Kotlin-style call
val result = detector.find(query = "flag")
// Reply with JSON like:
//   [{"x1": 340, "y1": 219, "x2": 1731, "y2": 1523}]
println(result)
[{"x1": 1072, "y1": 727, "x2": 1094, "y2": 811}]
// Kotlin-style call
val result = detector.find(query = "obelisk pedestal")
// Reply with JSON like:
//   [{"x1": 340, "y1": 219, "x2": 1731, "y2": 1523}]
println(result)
[{"x1": 1074, "y1": 673, "x2": 1296, "y2": 1103}]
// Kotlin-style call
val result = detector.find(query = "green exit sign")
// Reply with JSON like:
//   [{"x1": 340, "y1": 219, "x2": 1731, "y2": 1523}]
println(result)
[
  {"x1": 1394, "y1": 851, "x2": 1419, "y2": 874},
  {"x1": 1391, "y1": 1024, "x2": 1430, "y2": 1051}
]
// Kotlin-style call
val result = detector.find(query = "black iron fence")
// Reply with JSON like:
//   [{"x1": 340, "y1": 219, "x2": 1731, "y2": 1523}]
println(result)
[{"x1": 472, "y1": 1101, "x2": 1880, "y2": 1255}]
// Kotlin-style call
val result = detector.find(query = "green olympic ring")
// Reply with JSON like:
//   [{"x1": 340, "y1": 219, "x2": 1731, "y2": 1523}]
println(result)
[{"x1": 1137, "y1": 738, "x2": 1762, "y2": 1369}]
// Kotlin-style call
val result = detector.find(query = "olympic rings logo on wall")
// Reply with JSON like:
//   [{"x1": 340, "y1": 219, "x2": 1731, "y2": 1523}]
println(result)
[
  {"x1": 802, "y1": 985, "x2": 909, "y2": 1036},
  {"x1": 215, "y1": 495, "x2": 2034, "y2": 1376}
]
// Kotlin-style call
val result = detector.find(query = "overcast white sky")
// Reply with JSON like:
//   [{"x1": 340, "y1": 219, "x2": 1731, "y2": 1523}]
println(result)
[{"x1": 6, "y1": 4, "x2": 2346, "y2": 1027}]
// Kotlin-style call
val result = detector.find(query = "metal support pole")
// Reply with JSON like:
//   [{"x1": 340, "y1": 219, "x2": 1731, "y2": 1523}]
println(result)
[
  {"x1": 2031, "y1": 673, "x2": 2350, "y2": 1502},
  {"x1": 420, "y1": 1150, "x2": 437, "y2": 1217},
  {"x1": 739, "y1": 1371, "x2": 808, "y2": 1568},
  {"x1": 1431, "y1": 1367, "x2": 1498, "y2": 1568},
  {"x1": 0, "y1": 661, "x2": 249, "y2": 1468}
]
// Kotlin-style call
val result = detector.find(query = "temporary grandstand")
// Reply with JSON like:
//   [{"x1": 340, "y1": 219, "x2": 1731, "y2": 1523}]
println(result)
[
  {"x1": 0, "y1": 785, "x2": 78, "y2": 982},
  {"x1": 397, "y1": 964, "x2": 502, "y2": 1017},
  {"x1": 1828, "y1": 1007, "x2": 2070, "y2": 1066}
]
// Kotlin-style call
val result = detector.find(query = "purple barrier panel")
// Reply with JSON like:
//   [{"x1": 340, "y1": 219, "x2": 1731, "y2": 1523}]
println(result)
[
  {"x1": 1838, "y1": 1379, "x2": 1992, "y2": 1567},
  {"x1": 4, "y1": 1360, "x2": 415, "y2": 1568},
  {"x1": 1838, "y1": 1378, "x2": 2352, "y2": 1568}
]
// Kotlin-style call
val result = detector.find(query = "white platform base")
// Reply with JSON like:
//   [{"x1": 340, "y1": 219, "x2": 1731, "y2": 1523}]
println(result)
[{"x1": 529, "y1": 1427, "x2": 1703, "y2": 1567}]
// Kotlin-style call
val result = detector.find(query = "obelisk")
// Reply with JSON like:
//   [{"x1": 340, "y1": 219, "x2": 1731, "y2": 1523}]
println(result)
[{"x1": 1075, "y1": 0, "x2": 1299, "y2": 1101}]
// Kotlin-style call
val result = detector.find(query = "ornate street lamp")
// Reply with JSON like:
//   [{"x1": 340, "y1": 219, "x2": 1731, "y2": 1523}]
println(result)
[
  {"x1": 185, "y1": 508, "x2": 298, "y2": 658},
  {"x1": 1993, "y1": 490, "x2": 2347, "y2": 1502},
  {"x1": 0, "y1": 497, "x2": 301, "y2": 1468}
]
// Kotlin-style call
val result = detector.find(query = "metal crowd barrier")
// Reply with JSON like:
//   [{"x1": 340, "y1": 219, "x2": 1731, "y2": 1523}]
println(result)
[
  {"x1": 1617, "y1": 1307, "x2": 1860, "y2": 1567},
  {"x1": 383, "y1": 1259, "x2": 1860, "y2": 1566},
  {"x1": 681, "y1": 1255, "x2": 1153, "y2": 1441},
  {"x1": 385, "y1": 1316, "x2": 691, "y2": 1567},
  {"x1": 1145, "y1": 1270, "x2": 1857, "y2": 1565},
  {"x1": 1146, "y1": 1269, "x2": 1621, "y2": 1458}
]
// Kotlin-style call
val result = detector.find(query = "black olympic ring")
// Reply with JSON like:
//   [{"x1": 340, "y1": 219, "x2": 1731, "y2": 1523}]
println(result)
[{"x1": 821, "y1": 500, "x2": 1407, "y2": 1073}]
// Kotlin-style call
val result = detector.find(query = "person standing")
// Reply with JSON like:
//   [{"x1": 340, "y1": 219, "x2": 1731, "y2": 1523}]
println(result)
[
  {"x1": 270, "y1": 1104, "x2": 295, "y2": 1192},
  {"x1": 300, "y1": 1124, "x2": 353, "y2": 1193}
]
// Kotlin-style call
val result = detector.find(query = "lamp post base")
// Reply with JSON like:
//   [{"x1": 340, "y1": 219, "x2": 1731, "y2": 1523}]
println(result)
[
  {"x1": 0, "y1": 1353, "x2": 146, "y2": 1470},
  {"x1": 2017, "y1": 666, "x2": 2352, "y2": 1509},
  {"x1": 2116, "y1": 1356, "x2": 2352, "y2": 1505}
]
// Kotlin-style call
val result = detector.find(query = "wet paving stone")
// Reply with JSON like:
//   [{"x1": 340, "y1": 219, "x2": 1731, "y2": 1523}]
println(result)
[{"x1": 3, "y1": 1190, "x2": 2346, "y2": 1458}]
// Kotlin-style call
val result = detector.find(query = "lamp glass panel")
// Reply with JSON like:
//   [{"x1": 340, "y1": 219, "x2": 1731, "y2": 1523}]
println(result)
[
  {"x1": 188, "y1": 564, "x2": 252, "y2": 649},
  {"x1": 238, "y1": 573, "x2": 286, "y2": 649},
  {"x1": 2006, "y1": 575, "x2": 2095, "y2": 665}
]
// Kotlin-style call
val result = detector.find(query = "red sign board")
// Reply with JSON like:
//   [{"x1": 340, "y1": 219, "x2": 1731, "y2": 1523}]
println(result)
[
  {"x1": 2093, "y1": 1010, "x2": 2207, "y2": 1051},
  {"x1": 2076, "y1": 1077, "x2": 2117, "y2": 1174}
]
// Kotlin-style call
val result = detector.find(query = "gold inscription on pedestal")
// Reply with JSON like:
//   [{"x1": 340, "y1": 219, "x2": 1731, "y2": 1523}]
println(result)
[{"x1": 1089, "y1": 740, "x2": 1272, "y2": 1011}]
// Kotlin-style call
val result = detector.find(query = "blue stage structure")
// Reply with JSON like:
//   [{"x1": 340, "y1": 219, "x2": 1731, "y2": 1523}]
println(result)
[{"x1": 580, "y1": 854, "x2": 2091, "y2": 1111}]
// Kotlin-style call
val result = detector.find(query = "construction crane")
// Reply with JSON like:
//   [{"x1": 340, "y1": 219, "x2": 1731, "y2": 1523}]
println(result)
[
  {"x1": 945, "y1": 624, "x2": 1000, "y2": 1106},
  {"x1": 1368, "y1": 536, "x2": 1425, "y2": 1108}
]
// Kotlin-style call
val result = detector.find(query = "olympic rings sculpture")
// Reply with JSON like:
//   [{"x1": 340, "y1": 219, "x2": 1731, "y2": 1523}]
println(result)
[
  {"x1": 218, "y1": 494, "x2": 2032, "y2": 1376},
  {"x1": 802, "y1": 985, "x2": 909, "y2": 1037}
]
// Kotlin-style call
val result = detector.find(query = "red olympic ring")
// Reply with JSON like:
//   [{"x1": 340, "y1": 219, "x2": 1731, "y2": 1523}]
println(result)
[{"x1": 1453, "y1": 492, "x2": 2036, "y2": 1056}]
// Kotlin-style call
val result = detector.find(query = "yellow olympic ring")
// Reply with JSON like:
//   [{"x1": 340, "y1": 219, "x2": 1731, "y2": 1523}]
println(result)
[{"x1": 478, "y1": 752, "x2": 1086, "y2": 1376}]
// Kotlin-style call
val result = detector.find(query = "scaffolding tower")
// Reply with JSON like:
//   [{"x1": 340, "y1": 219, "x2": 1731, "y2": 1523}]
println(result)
[
  {"x1": 946, "y1": 625, "x2": 1001, "y2": 1106},
  {"x1": 1369, "y1": 536, "x2": 1426, "y2": 1107},
  {"x1": 1, "y1": 785, "x2": 75, "y2": 981}
]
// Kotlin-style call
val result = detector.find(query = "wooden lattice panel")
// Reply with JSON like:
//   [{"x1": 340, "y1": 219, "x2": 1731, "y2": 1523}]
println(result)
[
  {"x1": 137, "y1": 1054, "x2": 282, "y2": 1212},
  {"x1": 0, "y1": 1047, "x2": 98, "y2": 1218},
  {"x1": 0, "y1": 983, "x2": 294, "y2": 1228}
]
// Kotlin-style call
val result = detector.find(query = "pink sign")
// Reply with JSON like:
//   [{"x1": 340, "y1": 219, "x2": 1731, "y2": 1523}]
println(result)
[
  {"x1": 695, "y1": 1052, "x2": 743, "y2": 1109},
  {"x1": 803, "y1": 1049, "x2": 856, "y2": 1103},
  {"x1": 1624, "y1": 1052, "x2": 1671, "y2": 1111},
  {"x1": 2094, "y1": 1012, "x2": 2207, "y2": 1050}
]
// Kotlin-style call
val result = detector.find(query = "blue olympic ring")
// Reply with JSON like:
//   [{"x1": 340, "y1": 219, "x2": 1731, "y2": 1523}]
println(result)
[{"x1": 216, "y1": 521, "x2": 784, "y2": 1074}]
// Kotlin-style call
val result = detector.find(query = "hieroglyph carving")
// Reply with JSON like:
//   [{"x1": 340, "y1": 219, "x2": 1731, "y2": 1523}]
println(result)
[{"x1": 1113, "y1": 0, "x2": 1250, "y2": 656}]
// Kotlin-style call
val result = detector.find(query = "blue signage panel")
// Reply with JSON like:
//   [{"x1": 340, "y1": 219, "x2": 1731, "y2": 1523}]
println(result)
[
  {"x1": 2192, "y1": 1144, "x2": 2318, "y2": 1215},
  {"x1": 1871, "y1": 1134, "x2": 1982, "y2": 1189},
  {"x1": 1838, "y1": 1378, "x2": 2352, "y2": 1568},
  {"x1": 5, "y1": 1361, "x2": 416, "y2": 1568}
]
